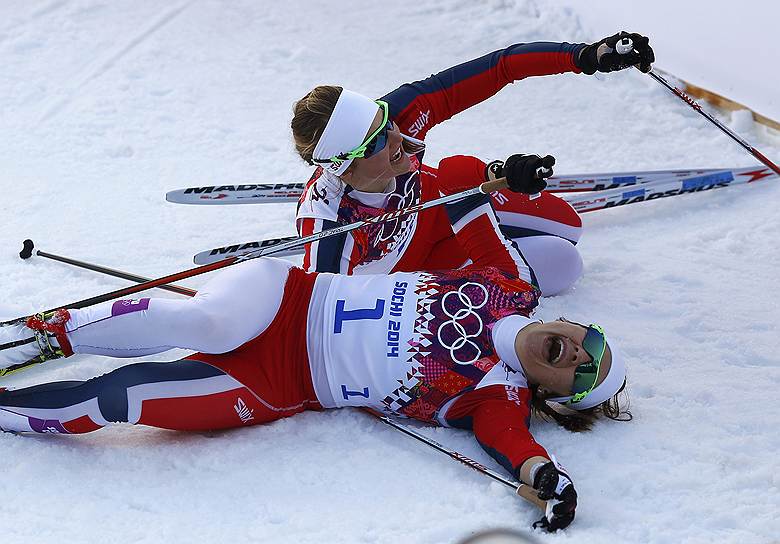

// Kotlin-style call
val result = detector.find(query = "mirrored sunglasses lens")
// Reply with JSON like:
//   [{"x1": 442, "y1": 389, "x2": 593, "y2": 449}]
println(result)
[
  {"x1": 571, "y1": 326, "x2": 605, "y2": 395},
  {"x1": 572, "y1": 362, "x2": 599, "y2": 393},
  {"x1": 582, "y1": 326, "x2": 605, "y2": 361},
  {"x1": 364, "y1": 120, "x2": 392, "y2": 157}
]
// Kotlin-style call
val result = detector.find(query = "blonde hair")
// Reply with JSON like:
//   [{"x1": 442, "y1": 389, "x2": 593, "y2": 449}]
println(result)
[{"x1": 291, "y1": 85, "x2": 343, "y2": 165}]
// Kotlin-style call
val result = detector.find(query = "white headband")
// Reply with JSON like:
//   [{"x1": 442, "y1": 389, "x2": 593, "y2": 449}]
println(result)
[
  {"x1": 312, "y1": 89, "x2": 379, "y2": 177},
  {"x1": 547, "y1": 341, "x2": 627, "y2": 410},
  {"x1": 491, "y1": 315, "x2": 538, "y2": 374}
]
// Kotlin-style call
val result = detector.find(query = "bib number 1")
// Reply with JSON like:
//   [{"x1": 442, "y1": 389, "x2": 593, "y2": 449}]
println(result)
[
  {"x1": 333, "y1": 298, "x2": 386, "y2": 401},
  {"x1": 333, "y1": 298, "x2": 385, "y2": 333}
]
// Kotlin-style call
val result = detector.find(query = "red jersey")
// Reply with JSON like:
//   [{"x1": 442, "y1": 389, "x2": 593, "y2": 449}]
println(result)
[{"x1": 296, "y1": 41, "x2": 585, "y2": 276}]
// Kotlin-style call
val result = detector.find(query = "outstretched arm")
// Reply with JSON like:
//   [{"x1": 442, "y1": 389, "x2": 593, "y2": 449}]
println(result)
[
  {"x1": 445, "y1": 384, "x2": 577, "y2": 532},
  {"x1": 383, "y1": 32, "x2": 654, "y2": 140},
  {"x1": 444, "y1": 383, "x2": 547, "y2": 477},
  {"x1": 383, "y1": 42, "x2": 585, "y2": 140}
]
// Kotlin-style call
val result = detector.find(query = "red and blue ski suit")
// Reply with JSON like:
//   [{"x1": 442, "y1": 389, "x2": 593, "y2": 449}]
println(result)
[
  {"x1": 0, "y1": 161, "x2": 554, "y2": 479},
  {"x1": 297, "y1": 41, "x2": 586, "y2": 276}
]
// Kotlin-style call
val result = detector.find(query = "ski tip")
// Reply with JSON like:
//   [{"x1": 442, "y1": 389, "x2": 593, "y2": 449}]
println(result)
[{"x1": 19, "y1": 239, "x2": 34, "y2": 260}]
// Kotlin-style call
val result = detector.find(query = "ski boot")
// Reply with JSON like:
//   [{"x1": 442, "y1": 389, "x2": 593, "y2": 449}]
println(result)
[{"x1": 0, "y1": 309, "x2": 73, "y2": 376}]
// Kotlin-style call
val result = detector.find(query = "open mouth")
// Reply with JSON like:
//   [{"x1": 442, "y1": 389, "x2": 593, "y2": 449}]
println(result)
[
  {"x1": 547, "y1": 337, "x2": 564, "y2": 364},
  {"x1": 390, "y1": 146, "x2": 403, "y2": 163}
]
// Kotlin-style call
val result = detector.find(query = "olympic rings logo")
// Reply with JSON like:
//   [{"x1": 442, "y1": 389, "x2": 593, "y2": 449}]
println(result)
[
  {"x1": 377, "y1": 176, "x2": 418, "y2": 243},
  {"x1": 436, "y1": 282, "x2": 489, "y2": 365}
]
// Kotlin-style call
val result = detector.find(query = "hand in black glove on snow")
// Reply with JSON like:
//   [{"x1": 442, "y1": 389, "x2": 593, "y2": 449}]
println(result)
[
  {"x1": 531, "y1": 458, "x2": 578, "y2": 533},
  {"x1": 488, "y1": 154, "x2": 555, "y2": 194},
  {"x1": 576, "y1": 31, "x2": 655, "y2": 74}
]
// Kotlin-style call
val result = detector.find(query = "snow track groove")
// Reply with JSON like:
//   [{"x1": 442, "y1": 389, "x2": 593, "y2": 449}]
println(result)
[{"x1": 38, "y1": 1, "x2": 194, "y2": 123}]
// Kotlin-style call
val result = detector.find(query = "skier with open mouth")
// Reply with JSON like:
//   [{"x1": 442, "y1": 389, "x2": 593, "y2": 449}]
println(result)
[
  {"x1": 291, "y1": 31, "x2": 654, "y2": 296},
  {"x1": 1, "y1": 147, "x2": 631, "y2": 531}
]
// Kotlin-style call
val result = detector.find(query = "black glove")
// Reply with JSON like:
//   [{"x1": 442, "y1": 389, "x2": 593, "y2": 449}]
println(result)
[
  {"x1": 489, "y1": 154, "x2": 555, "y2": 194},
  {"x1": 531, "y1": 458, "x2": 577, "y2": 532},
  {"x1": 576, "y1": 31, "x2": 655, "y2": 74}
]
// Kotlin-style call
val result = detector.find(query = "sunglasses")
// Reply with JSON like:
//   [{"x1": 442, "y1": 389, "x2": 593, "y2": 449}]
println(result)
[
  {"x1": 566, "y1": 323, "x2": 607, "y2": 405},
  {"x1": 313, "y1": 100, "x2": 393, "y2": 166}
]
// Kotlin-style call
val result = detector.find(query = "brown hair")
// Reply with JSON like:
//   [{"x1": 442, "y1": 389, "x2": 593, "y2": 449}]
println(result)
[
  {"x1": 291, "y1": 85, "x2": 343, "y2": 165},
  {"x1": 530, "y1": 379, "x2": 632, "y2": 433}
]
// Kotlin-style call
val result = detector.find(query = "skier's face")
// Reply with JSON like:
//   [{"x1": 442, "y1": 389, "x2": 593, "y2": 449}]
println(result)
[
  {"x1": 341, "y1": 109, "x2": 412, "y2": 192},
  {"x1": 514, "y1": 319, "x2": 612, "y2": 397}
]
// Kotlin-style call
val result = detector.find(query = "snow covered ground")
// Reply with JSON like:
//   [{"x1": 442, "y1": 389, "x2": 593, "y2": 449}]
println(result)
[
  {"x1": 0, "y1": 1, "x2": 778, "y2": 543},
  {"x1": 548, "y1": 0, "x2": 780, "y2": 122}
]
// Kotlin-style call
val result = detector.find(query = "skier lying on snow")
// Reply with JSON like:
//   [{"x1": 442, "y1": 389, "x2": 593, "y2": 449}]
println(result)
[
  {"x1": 291, "y1": 31, "x2": 654, "y2": 296},
  {"x1": 0, "y1": 158, "x2": 631, "y2": 532}
]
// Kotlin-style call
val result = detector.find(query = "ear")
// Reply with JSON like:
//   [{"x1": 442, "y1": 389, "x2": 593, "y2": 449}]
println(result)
[{"x1": 537, "y1": 387, "x2": 553, "y2": 398}]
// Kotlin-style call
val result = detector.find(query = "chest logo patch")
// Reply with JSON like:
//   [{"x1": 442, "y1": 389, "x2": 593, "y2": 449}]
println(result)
[{"x1": 436, "y1": 282, "x2": 489, "y2": 365}]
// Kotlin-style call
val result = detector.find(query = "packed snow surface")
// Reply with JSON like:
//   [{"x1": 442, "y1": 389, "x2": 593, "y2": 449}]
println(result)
[
  {"x1": 0, "y1": 1, "x2": 778, "y2": 543},
  {"x1": 551, "y1": 0, "x2": 780, "y2": 123}
]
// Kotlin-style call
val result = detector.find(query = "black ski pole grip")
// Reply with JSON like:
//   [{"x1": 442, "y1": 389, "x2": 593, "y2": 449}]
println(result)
[{"x1": 19, "y1": 239, "x2": 35, "y2": 260}]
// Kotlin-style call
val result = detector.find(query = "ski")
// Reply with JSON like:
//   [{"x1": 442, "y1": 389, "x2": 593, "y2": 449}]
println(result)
[
  {"x1": 0, "y1": 344, "x2": 62, "y2": 378},
  {"x1": 166, "y1": 182, "x2": 307, "y2": 204},
  {"x1": 192, "y1": 167, "x2": 776, "y2": 265},
  {"x1": 561, "y1": 166, "x2": 775, "y2": 213},
  {"x1": 165, "y1": 167, "x2": 758, "y2": 205},
  {"x1": 194, "y1": 235, "x2": 302, "y2": 263}
]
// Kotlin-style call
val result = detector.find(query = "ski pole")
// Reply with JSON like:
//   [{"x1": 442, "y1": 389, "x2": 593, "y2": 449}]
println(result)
[
  {"x1": 363, "y1": 408, "x2": 546, "y2": 511},
  {"x1": 647, "y1": 69, "x2": 779, "y2": 175},
  {"x1": 0, "y1": 177, "x2": 510, "y2": 326},
  {"x1": 10, "y1": 247, "x2": 548, "y2": 514},
  {"x1": 617, "y1": 37, "x2": 780, "y2": 176},
  {"x1": 18, "y1": 240, "x2": 197, "y2": 297}
]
